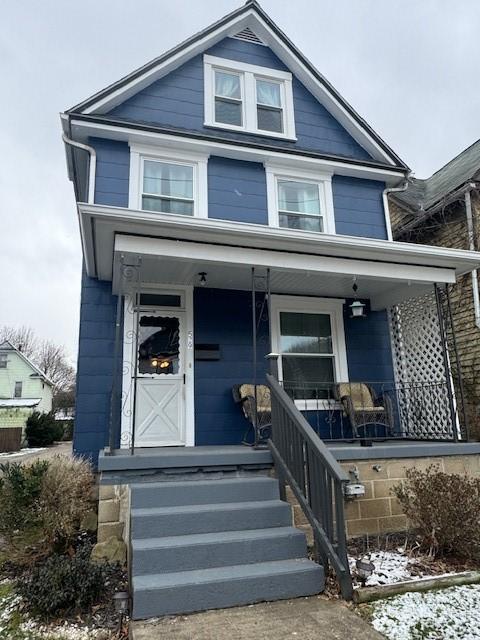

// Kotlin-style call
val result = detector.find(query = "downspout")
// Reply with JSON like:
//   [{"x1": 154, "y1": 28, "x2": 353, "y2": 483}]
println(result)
[
  {"x1": 61, "y1": 133, "x2": 96, "y2": 205},
  {"x1": 382, "y1": 172, "x2": 411, "y2": 241},
  {"x1": 464, "y1": 184, "x2": 480, "y2": 329}
]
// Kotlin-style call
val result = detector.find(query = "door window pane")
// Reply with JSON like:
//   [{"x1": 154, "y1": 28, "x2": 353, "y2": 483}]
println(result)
[
  {"x1": 138, "y1": 316, "x2": 180, "y2": 375},
  {"x1": 215, "y1": 70, "x2": 242, "y2": 126},
  {"x1": 142, "y1": 160, "x2": 194, "y2": 216},
  {"x1": 280, "y1": 312, "x2": 332, "y2": 354}
]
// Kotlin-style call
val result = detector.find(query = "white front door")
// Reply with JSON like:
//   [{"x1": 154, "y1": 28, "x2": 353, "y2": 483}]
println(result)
[{"x1": 134, "y1": 310, "x2": 186, "y2": 447}]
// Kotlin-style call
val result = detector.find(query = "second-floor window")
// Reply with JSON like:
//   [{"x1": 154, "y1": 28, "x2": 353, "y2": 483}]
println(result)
[
  {"x1": 14, "y1": 381, "x2": 22, "y2": 398},
  {"x1": 0, "y1": 353, "x2": 7, "y2": 368},
  {"x1": 142, "y1": 160, "x2": 194, "y2": 216},
  {"x1": 129, "y1": 145, "x2": 208, "y2": 217},
  {"x1": 204, "y1": 55, "x2": 295, "y2": 139},
  {"x1": 266, "y1": 165, "x2": 336, "y2": 234}
]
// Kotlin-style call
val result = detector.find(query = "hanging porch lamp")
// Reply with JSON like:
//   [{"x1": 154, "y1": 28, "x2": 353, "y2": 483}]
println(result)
[{"x1": 349, "y1": 278, "x2": 367, "y2": 318}]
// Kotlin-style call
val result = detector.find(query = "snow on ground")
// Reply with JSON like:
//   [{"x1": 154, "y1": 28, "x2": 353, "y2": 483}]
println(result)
[
  {"x1": 371, "y1": 584, "x2": 480, "y2": 640},
  {"x1": 0, "y1": 581, "x2": 109, "y2": 640},
  {"x1": 0, "y1": 447, "x2": 46, "y2": 459},
  {"x1": 349, "y1": 550, "x2": 420, "y2": 586}
]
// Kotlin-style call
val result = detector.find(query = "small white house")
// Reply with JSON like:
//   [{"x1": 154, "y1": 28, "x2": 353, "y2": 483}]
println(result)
[{"x1": 0, "y1": 340, "x2": 54, "y2": 428}]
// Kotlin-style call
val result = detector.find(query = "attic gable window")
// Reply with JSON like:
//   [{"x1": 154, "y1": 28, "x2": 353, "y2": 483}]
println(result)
[{"x1": 204, "y1": 55, "x2": 295, "y2": 140}]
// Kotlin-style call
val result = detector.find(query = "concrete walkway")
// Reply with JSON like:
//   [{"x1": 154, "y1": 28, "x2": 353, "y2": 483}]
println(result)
[
  {"x1": 0, "y1": 441, "x2": 72, "y2": 466},
  {"x1": 131, "y1": 596, "x2": 384, "y2": 640}
]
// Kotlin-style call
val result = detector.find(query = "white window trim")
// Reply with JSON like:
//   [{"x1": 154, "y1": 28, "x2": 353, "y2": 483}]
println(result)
[
  {"x1": 129, "y1": 143, "x2": 208, "y2": 218},
  {"x1": 204, "y1": 54, "x2": 296, "y2": 140},
  {"x1": 271, "y1": 295, "x2": 348, "y2": 410},
  {"x1": 265, "y1": 163, "x2": 335, "y2": 234}
]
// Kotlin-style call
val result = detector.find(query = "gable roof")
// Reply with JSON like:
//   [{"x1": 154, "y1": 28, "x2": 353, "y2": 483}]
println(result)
[
  {"x1": 393, "y1": 139, "x2": 480, "y2": 212},
  {"x1": 0, "y1": 341, "x2": 54, "y2": 387},
  {"x1": 66, "y1": 0, "x2": 407, "y2": 170}
]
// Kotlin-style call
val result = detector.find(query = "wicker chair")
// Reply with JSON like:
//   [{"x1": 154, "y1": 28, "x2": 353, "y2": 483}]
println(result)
[
  {"x1": 336, "y1": 382, "x2": 394, "y2": 438},
  {"x1": 232, "y1": 383, "x2": 272, "y2": 445}
]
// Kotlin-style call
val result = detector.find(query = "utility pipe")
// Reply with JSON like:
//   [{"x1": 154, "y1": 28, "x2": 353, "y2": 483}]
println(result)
[
  {"x1": 62, "y1": 133, "x2": 96, "y2": 204},
  {"x1": 464, "y1": 184, "x2": 480, "y2": 329},
  {"x1": 382, "y1": 173, "x2": 411, "y2": 241}
]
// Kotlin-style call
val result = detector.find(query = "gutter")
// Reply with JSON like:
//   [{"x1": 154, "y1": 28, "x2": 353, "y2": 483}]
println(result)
[
  {"x1": 464, "y1": 184, "x2": 480, "y2": 329},
  {"x1": 61, "y1": 133, "x2": 96, "y2": 204},
  {"x1": 382, "y1": 174, "x2": 411, "y2": 241}
]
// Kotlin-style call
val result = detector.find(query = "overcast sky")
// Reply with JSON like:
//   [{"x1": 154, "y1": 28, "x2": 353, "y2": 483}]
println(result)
[{"x1": 1, "y1": 0, "x2": 480, "y2": 363}]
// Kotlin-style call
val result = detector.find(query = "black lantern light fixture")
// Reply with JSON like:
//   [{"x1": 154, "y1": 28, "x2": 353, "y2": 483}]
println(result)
[
  {"x1": 198, "y1": 272, "x2": 207, "y2": 286},
  {"x1": 349, "y1": 277, "x2": 366, "y2": 319}
]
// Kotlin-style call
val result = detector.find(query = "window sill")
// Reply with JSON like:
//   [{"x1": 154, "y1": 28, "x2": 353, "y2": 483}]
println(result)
[{"x1": 203, "y1": 123, "x2": 297, "y2": 143}]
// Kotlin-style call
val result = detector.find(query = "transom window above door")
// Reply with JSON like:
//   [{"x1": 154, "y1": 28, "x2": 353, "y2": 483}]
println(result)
[
  {"x1": 265, "y1": 164, "x2": 335, "y2": 234},
  {"x1": 204, "y1": 55, "x2": 296, "y2": 139},
  {"x1": 129, "y1": 144, "x2": 208, "y2": 217}
]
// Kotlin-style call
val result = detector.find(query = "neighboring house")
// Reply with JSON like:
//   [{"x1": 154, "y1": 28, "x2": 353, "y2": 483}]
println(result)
[
  {"x1": 390, "y1": 140, "x2": 480, "y2": 435},
  {"x1": 61, "y1": 1, "x2": 480, "y2": 619},
  {"x1": 0, "y1": 341, "x2": 53, "y2": 429}
]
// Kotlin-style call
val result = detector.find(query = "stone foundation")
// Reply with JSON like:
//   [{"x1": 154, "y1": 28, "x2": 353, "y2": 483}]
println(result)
[{"x1": 288, "y1": 453, "x2": 480, "y2": 539}]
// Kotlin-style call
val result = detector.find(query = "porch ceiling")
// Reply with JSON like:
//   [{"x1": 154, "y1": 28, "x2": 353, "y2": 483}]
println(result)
[{"x1": 113, "y1": 235, "x2": 454, "y2": 310}]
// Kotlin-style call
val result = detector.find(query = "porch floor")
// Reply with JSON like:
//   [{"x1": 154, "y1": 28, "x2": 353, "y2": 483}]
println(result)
[
  {"x1": 98, "y1": 445, "x2": 273, "y2": 473},
  {"x1": 327, "y1": 440, "x2": 480, "y2": 460}
]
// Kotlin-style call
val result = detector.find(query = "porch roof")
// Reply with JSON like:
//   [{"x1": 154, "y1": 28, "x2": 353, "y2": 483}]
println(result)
[{"x1": 79, "y1": 203, "x2": 480, "y2": 309}]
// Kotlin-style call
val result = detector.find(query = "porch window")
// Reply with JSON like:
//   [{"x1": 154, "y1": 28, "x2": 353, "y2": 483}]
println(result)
[
  {"x1": 142, "y1": 160, "x2": 194, "y2": 216},
  {"x1": 271, "y1": 295, "x2": 348, "y2": 406},
  {"x1": 277, "y1": 179, "x2": 323, "y2": 232},
  {"x1": 279, "y1": 312, "x2": 334, "y2": 399}
]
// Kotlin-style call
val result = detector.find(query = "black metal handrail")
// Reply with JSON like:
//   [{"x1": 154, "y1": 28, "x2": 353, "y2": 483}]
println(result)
[{"x1": 266, "y1": 373, "x2": 353, "y2": 599}]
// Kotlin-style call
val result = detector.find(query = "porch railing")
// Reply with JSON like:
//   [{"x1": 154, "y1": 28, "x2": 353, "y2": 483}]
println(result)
[
  {"x1": 266, "y1": 373, "x2": 353, "y2": 599},
  {"x1": 281, "y1": 379, "x2": 461, "y2": 442}
]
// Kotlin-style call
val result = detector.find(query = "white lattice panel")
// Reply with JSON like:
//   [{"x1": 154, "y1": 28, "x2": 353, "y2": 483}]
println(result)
[{"x1": 388, "y1": 293, "x2": 453, "y2": 438}]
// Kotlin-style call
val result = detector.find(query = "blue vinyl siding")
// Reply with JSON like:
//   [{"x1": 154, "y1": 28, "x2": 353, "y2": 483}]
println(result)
[
  {"x1": 194, "y1": 288, "x2": 269, "y2": 445},
  {"x1": 109, "y1": 37, "x2": 371, "y2": 161},
  {"x1": 333, "y1": 176, "x2": 387, "y2": 239},
  {"x1": 208, "y1": 156, "x2": 268, "y2": 224},
  {"x1": 74, "y1": 269, "x2": 120, "y2": 466},
  {"x1": 91, "y1": 137, "x2": 130, "y2": 207}
]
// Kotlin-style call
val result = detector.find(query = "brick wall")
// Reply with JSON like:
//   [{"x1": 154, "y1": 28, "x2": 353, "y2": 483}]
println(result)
[{"x1": 289, "y1": 453, "x2": 480, "y2": 539}]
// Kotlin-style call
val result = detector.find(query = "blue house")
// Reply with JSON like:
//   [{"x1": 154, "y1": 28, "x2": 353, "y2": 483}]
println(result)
[{"x1": 61, "y1": 1, "x2": 480, "y2": 619}]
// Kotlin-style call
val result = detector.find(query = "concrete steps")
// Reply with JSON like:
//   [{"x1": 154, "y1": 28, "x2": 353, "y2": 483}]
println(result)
[{"x1": 130, "y1": 476, "x2": 324, "y2": 619}]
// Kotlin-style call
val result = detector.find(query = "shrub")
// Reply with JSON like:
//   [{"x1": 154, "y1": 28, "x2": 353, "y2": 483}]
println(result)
[
  {"x1": 0, "y1": 461, "x2": 49, "y2": 540},
  {"x1": 25, "y1": 412, "x2": 59, "y2": 447},
  {"x1": 393, "y1": 465, "x2": 480, "y2": 560},
  {"x1": 17, "y1": 543, "x2": 106, "y2": 617},
  {"x1": 59, "y1": 420, "x2": 74, "y2": 441},
  {"x1": 38, "y1": 455, "x2": 94, "y2": 550}
]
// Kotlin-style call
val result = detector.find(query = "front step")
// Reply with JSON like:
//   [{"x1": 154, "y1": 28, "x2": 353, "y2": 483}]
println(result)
[
  {"x1": 132, "y1": 527, "x2": 307, "y2": 575},
  {"x1": 132, "y1": 559, "x2": 324, "y2": 619},
  {"x1": 131, "y1": 499, "x2": 292, "y2": 538},
  {"x1": 129, "y1": 475, "x2": 324, "y2": 619},
  {"x1": 130, "y1": 476, "x2": 279, "y2": 508}
]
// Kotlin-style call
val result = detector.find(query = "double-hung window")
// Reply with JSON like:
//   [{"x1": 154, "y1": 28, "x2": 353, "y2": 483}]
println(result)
[
  {"x1": 142, "y1": 160, "x2": 194, "y2": 216},
  {"x1": 272, "y1": 296, "x2": 348, "y2": 407},
  {"x1": 14, "y1": 381, "x2": 22, "y2": 398},
  {"x1": 266, "y1": 165, "x2": 335, "y2": 234},
  {"x1": 204, "y1": 55, "x2": 295, "y2": 139},
  {"x1": 129, "y1": 145, "x2": 208, "y2": 217}
]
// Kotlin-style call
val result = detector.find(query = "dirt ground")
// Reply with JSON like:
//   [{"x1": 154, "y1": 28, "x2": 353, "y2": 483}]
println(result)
[
  {"x1": 131, "y1": 596, "x2": 384, "y2": 640},
  {"x1": 0, "y1": 441, "x2": 72, "y2": 466}
]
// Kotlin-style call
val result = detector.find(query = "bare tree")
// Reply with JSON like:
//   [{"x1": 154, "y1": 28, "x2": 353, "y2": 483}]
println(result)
[
  {"x1": 0, "y1": 326, "x2": 76, "y2": 393},
  {"x1": 0, "y1": 325, "x2": 39, "y2": 358},
  {"x1": 37, "y1": 340, "x2": 76, "y2": 392}
]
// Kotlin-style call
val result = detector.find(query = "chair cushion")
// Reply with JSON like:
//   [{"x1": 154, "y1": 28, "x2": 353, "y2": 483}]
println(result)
[
  {"x1": 337, "y1": 383, "x2": 375, "y2": 409},
  {"x1": 238, "y1": 384, "x2": 271, "y2": 412}
]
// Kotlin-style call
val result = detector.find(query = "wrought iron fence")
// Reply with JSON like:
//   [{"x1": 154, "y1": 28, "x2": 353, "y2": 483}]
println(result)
[
  {"x1": 280, "y1": 379, "x2": 460, "y2": 442},
  {"x1": 267, "y1": 373, "x2": 353, "y2": 599}
]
